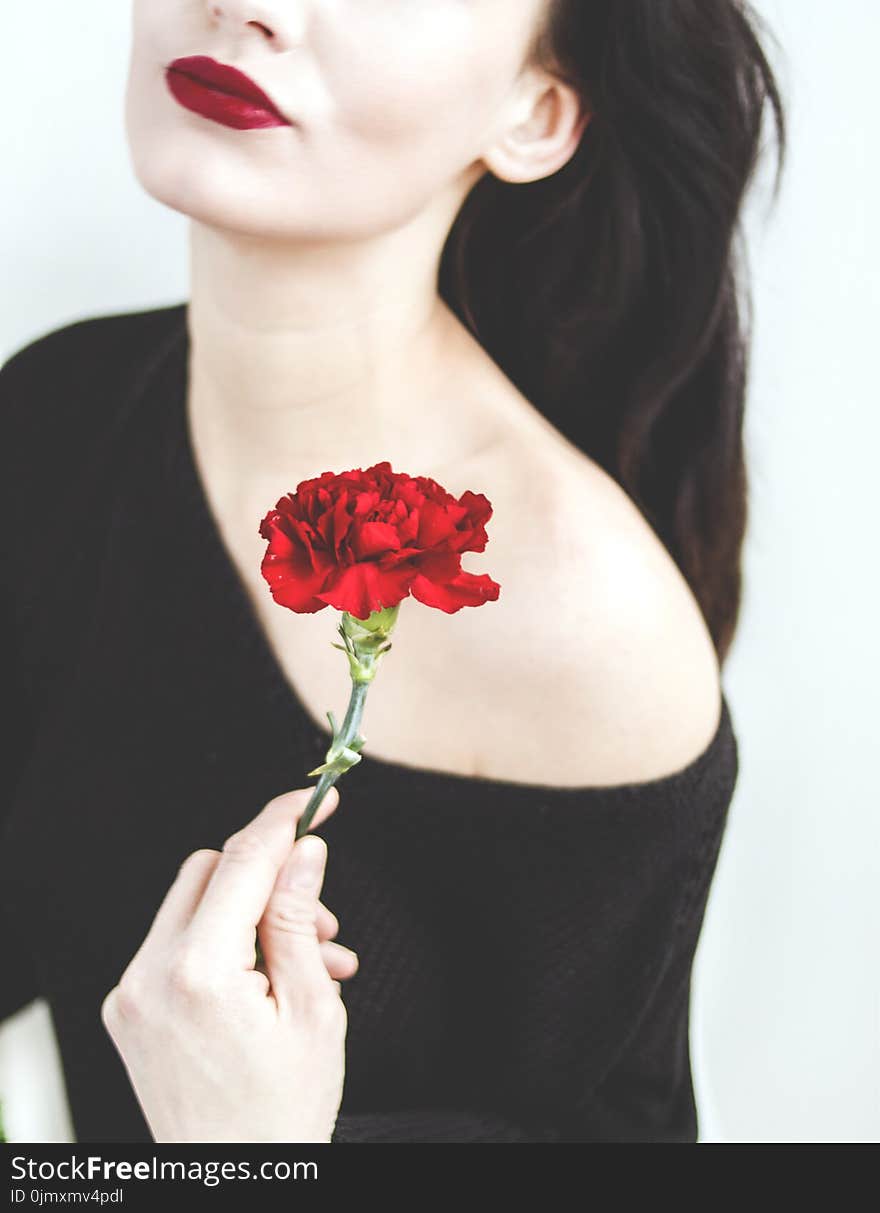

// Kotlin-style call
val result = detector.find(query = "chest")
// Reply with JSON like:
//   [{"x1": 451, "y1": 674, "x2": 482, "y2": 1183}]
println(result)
[
  {"x1": 202, "y1": 453, "x2": 580, "y2": 776},
  {"x1": 219, "y1": 499, "x2": 551, "y2": 781}
]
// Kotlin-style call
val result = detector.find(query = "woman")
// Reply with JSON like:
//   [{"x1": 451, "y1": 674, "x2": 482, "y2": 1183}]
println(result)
[{"x1": 0, "y1": 0, "x2": 785, "y2": 1142}]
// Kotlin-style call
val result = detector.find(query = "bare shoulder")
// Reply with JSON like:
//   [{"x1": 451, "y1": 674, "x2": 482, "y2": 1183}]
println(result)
[{"x1": 471, "y1": 438, "x2": 723, "y2": 787}]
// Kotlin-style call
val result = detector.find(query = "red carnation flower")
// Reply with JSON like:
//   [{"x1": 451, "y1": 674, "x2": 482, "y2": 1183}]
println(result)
[
  {"x1": 258, "y1": 460, "x2": 501, "y2": 620},
  {"x1": 256, "y1": 459, "x2": 501, "y2": 844}
]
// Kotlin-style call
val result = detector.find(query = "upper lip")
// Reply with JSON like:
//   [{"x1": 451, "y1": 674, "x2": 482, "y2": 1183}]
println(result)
[{"x1": 166, "y1": 55, "x2": 291, "y2": 122}]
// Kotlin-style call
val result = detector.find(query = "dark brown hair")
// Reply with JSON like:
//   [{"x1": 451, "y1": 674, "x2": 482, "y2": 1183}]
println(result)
[{"x1": 438, "y1": 0, "x2": 787, "y2": 667}]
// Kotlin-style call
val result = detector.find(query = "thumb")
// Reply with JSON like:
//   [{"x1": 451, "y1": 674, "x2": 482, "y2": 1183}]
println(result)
[{"x1": 258, "y1": 834, "x2": 336, "y2": 1015}]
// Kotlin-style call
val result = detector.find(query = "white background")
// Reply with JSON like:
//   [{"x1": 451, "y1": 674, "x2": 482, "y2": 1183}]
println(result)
[{"x1": 1, "y1": 1, "x2": 877, "y2": 1143}]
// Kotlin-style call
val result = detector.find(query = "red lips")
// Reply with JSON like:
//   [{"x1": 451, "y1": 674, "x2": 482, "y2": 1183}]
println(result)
[{"x1": 165, "y1": 55, "x2": 292, "y2": 130}]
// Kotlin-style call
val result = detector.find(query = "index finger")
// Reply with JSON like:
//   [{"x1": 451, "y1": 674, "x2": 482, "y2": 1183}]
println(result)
[{"x1": 184, "y1": 785, "x2": 339, "y2": 969}]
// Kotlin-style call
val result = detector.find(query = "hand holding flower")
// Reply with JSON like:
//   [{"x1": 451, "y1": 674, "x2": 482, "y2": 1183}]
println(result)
[{"x1": 100, "y1": 787, "x2": 349, "y2": 1143}]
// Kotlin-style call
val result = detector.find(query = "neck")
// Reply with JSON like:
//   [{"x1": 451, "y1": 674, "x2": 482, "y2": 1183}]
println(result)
[{"x1": 184, "y1": 200, "x2": 506, "y2": 496}]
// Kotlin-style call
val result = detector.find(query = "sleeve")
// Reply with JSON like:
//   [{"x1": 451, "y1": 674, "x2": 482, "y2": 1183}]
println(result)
[
  {"x1": 571, "y1": 777, "x2": 734, "y2": 1144},
  {"x1": 0, "y1": 347, "x2": 44, "y2": 1022},
  {"x1": 0, "y1": 616, "x2": 43, "y2": 1023},
  {"x1": 330, "y1": 757, "x2": 734, "y2": 1144}
]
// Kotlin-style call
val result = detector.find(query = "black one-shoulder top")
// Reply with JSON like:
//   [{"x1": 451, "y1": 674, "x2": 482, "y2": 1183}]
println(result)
[{"x1": 0, "y1": 304, "x2": 738, "y2": 1142}]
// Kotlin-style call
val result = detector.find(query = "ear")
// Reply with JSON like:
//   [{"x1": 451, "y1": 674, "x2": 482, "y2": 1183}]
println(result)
[{"x1": 482, "y1": 73, "x2": 591, "y2": 185}]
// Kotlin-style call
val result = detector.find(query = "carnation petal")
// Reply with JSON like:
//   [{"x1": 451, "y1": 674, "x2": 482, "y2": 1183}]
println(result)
[
  {"x1": 263, "y1": 565, "x2": 331, "y2": 613},
  {"x1": 413, "y1": 550, "x2": 461, "y2": 582},
  {"x1": 352, "y1": 520, "x2": 402, "y2": 560},
  {"x1": 408, "y1": 568, "x2": 501, "y2": 613},
  {"x1": 316, "y1": 561, "x2": 413, "y2": 619},
  {"x1": 417, "y1": 499, "x2": 460, "y2": 547}
]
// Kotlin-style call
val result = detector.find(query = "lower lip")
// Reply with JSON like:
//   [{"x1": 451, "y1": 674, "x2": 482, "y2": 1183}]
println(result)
[{"x1": 165, "y1": 69, "x2": 291, "y2": 130}]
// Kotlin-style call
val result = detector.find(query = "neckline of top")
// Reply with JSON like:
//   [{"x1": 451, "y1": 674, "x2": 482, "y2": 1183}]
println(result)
[{"x1": 151, "y1": 301, "x2": 734, "y2": 800}]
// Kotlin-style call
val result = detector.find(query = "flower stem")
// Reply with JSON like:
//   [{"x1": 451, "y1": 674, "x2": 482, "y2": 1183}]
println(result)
[
  {"x1": 294, "y1": 679, "x2": 370, "y2": 839},
  {"x1": 255, "y1": 679, "x2": 369, "y2": 966},
  {"x1": 254, "y1": 608, "x2": 397, "y2": 969},
  {"x1": 294, "y1": 605, "x2": 398, "y2": 838}
]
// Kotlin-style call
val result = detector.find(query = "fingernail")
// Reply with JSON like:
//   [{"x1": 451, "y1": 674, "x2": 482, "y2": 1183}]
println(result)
[{"x1": 282, "y1": 836, "x2": 325, "y2": 888}]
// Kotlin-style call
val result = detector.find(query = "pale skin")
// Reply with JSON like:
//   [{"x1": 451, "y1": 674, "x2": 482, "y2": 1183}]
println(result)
[
  {"x1": 101, "y1": 787, "x2": 348, "y2": 1142},
  {"x1": 108, "y1": 0, "x2": 724, "y2": 1141}
]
